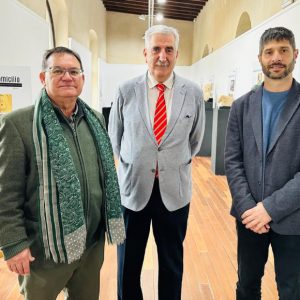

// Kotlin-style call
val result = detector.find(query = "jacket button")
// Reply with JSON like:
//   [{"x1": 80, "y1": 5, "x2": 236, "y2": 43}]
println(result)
[{"x1": 151, "y1": 169, "x2": 156, "y2": 173}]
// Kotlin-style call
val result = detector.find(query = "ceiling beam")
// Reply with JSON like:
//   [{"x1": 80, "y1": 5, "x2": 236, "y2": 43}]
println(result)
[
  {"x1": 105, "y1": 3, "x2": 200, "y2": 15},
  {"x1": 102, "y1": 0, "x2": 208, "y2": 22},
  {"x1": 103, "y1": 0, "x2": 207, "y2": 6},
  {"x1": 105, "y1": 7, "x2": 196, "y2": 21}
]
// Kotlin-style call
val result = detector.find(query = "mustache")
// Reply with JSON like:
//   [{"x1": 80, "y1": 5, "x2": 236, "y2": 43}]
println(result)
[
  {"x1": 269, "y1": 63, "x2": 286, "y2": 68},
  {"x1": 156, "y1": 60, "x2": 170, "y2": 67}
]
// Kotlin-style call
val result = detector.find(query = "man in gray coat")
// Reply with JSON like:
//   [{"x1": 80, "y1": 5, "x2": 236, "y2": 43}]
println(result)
[
  {"x1": 225, "y1": 27, "x2": 300, "y2": 300},
  {"x1": 108, "y1": 25, "x2": 205, "y2": 300}
]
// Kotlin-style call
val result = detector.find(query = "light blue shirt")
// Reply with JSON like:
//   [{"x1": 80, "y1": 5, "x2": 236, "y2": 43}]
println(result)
[{"x1": 262, "y1": 88, "x2": 289, "y2": 154}]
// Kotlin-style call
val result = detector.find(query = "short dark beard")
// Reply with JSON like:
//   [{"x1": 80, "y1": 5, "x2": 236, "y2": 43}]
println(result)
[{"x1": 262, "y1": 59, "x2": 295, "y2": 80}]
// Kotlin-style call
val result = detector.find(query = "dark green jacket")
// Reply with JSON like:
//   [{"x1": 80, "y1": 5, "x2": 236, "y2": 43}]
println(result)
[{"x1": 0, "y1": 102, "x2": 105, "y2": 263}]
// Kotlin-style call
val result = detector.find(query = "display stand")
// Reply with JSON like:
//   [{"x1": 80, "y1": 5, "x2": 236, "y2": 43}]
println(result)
[
  {"x1": 197, "y1": 100, "x2": 213, "y2": 156},
  {"x1": 211, "y1": 106, "x2": 230, "y2": 175}
]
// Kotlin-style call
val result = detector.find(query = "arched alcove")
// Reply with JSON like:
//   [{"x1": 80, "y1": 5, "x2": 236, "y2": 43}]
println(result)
[
  {"x1": 89, "y1": 29, "x2": 99, "y2": 109},
  {"x1": 236, "y1": 12, "x2": 251, "y2": 38},
  {"x1": 202, "y1": 44, "x2": 210, "y2": 58},
  {"x1": 48, "y1": 0, "x2": 68, "y2": 46}
]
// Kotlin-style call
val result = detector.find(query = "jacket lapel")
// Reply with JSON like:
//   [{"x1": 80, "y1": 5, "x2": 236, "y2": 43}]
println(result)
[
  {"x1": 250, "y1": 86, "x2": 263, "y2": 157},
  {"x1": 160, "y1": 75, "x2": 186, "y2": 145},
  {"x1": 267, "y1": 80, "x2": 300, "y2": 154},
  {"x1": 135, "y1": 74, "x2": 157, "y2": 144}
]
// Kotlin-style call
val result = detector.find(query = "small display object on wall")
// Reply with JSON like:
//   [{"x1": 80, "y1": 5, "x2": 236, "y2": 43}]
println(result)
[
  {"x1": 0, "y1": 66, "x2": 32, "y2": 112},
  {"x1": 252, "y1": 65, "x2": 264, "y2": 89},
  {"x1": 218, "y1": 95, "x2": 233, "y2": 108},
  {"x1": 227, "y1": 70, "x2": 236, "y2": 98},
  {"x1": 0, "y1": 94, "x2": 12, "y2": 113},
  {"x1": 202, "y1": 79, "x2": 214, "y2": 101}
]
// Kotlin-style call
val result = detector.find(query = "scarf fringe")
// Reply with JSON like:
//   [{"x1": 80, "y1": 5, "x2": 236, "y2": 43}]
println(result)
[{"x1": 107, "y1": 218, "x2": 126, "y2": 245}]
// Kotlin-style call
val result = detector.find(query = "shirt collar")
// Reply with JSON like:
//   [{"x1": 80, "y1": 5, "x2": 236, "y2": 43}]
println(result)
[
  {"x1": 52, "y1": 101, "x2": 82, "y2": 123},
  {"x1": 72, "y1": 103, "x2": 79, "y2": 118},
  {"x1": 147, "y1": 71, "x2": 174, "y2": 90}
]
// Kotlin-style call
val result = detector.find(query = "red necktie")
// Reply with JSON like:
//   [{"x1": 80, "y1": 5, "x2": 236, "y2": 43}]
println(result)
[{"x1": 153, "y1": 84, "x2": 167, "y2": 145}]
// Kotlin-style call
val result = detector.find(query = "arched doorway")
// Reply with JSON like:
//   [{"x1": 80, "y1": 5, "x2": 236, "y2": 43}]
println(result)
[
  {"x1": 48, "y1": 0, "x2": 68, "y2": 46},
  {"x1": 236, "y1": 12, "x2": 251, "y2": 38}
]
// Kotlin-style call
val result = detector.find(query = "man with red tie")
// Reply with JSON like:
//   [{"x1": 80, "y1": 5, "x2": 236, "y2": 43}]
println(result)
[{"x1": 108, "y1": 25, "x2": 205, "y2": 300}]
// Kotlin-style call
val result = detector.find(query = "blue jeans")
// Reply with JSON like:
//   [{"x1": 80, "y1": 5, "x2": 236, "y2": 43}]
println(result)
[{"x1": 236, "y1": 221, "x2": 300, "y2": 300}]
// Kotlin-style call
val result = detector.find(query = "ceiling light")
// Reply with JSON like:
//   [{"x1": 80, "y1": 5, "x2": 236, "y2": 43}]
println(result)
[
  {"x1": 157, "y1": 0, "x2": 166, "y2": 4},
  {"x1": 156, "y1": 13, "x2": 164, "y2": 21}
]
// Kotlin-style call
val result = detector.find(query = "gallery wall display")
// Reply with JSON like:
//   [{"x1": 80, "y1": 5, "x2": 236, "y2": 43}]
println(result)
[
  {"x1": 227, "y1": 70, "x2": 236, "y2": 98},
  {"x1": 202, "y1": 80, "x2": 214, "y2": 101},
  {"x1": 217, "y1": 95, "x2": 233, "y2": 107},
  {"x1": 253, "y1": 70, "x2": 264, "y2": 87},
  {"x1": 191, "y1": 1, "x2": 300, "y2": 105},
  {"x1": 0, "y1": 66, "x2": 32, "y2": 113}
]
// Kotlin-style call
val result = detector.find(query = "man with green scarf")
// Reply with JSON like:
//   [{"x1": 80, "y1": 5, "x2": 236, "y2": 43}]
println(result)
[{"x1": 0, "y1": 47, "x2": 125, "y2": 300}]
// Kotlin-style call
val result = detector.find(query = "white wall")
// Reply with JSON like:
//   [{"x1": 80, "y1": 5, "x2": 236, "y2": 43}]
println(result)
[
  {"x1": 68, "y1": 38, "x2": 92, "y2": 106},
  {"x1": 191, "y1": 1, "x2": 300, "y2": 106},
  {"x1": 0, "y1": 0, "x2": 49, "y2": 106}
]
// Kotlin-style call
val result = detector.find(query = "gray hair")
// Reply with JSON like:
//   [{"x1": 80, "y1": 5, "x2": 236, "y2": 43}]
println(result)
[
  {"x1": 42, "y1": 46, "x2": 83, "y2": 71},
  {"x1": 259, "y1": 27, "x2": 296, "y2": 55},
  {"x1": 144, "y1": 25, "x2": 179, "y2": 51}
]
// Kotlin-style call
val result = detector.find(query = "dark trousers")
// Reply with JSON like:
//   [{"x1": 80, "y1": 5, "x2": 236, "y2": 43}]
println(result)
[
  {"x1": 117, "y1": 178, "x2": 190, "y2": 300},
  {"x1": 236, "y1": 221, "x2": 300, "y2": 300}
]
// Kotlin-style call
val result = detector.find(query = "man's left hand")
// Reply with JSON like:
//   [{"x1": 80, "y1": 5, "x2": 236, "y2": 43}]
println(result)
[
  {"x1": 241, "y1": 202, "x2": 272, "y2": 233},
  {"x1": 6, "y1": 248, "x2": 35, "y2": 275}
]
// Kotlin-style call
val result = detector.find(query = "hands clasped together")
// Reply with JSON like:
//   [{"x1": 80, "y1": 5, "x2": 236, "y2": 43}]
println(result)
[{"x1": 241, "y1": 202, "x2": 272, "y2": 234}]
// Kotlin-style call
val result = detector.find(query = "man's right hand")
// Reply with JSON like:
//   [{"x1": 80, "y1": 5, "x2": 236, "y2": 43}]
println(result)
[
  {"x1": 255, "y1": 224, "x2": 270, "y2": 234},
  {"x1": 6, "y1": 248, "x2": 35, "y2": 275}
]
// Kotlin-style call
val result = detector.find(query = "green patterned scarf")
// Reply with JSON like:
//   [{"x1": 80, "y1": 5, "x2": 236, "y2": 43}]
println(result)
[{"x1": 33, "y1": 89, "x2": 125, "y2": 263}]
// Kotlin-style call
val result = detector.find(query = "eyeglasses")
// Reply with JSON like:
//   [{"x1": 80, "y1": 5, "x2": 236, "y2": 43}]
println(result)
[{"x1": 45, "y1": 66, "x2": 84, "y2": 78}]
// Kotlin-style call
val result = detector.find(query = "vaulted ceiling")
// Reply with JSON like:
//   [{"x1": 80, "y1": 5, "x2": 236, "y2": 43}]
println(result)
[{"x1": 101, "y1": 0, "x2": 209, "y2": 22}]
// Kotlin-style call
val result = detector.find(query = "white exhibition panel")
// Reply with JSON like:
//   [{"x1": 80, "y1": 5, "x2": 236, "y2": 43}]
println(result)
[
  {"x1": 174, "y1": 66, "x2": 193, "y2": 81},
  {"x1": 191, "y1": 1, "x2": 300, "y2": 105},
  {"x1": 68, "y1": 38, "x2": 92, "y2": 106},
  {"x1": 100, "y1": 62, "x2": 147, "y2": 107},
  {"x1": 0, "y1": 0, "x2": 49, "y2": 107},
  {"x1": 98, "y1": 58, "x2": 105, "y2": 110},
  {"x1": 0, "y1": 66, "x2": 31, "y2": 111}
]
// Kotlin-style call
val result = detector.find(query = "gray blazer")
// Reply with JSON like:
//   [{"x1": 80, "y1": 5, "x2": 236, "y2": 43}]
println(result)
[
  {"x1": 108, "y1": 73, "x2": 205, "y2": 212},
  {"x1": 225, "y1": 79, "x2": 300, "y2": 235}
]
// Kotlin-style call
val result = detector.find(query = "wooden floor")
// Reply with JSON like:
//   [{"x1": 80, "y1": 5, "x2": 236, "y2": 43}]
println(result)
[{"x1": 0, "y1": 157, "x2": 277, "y2": 300}]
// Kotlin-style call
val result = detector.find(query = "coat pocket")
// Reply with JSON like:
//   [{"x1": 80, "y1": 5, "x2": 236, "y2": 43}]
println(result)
[
  {"x1": 179, "y1": 159, "x2": 192, "y2": 198},
  {"x1": 118, "y1": 155, "x2": 132, "y2": 196}
]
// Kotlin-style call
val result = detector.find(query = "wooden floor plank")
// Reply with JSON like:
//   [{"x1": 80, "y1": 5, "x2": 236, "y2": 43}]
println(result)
[{"x1": 0, "y1": 157, "x2": 277, "y2": 299}]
